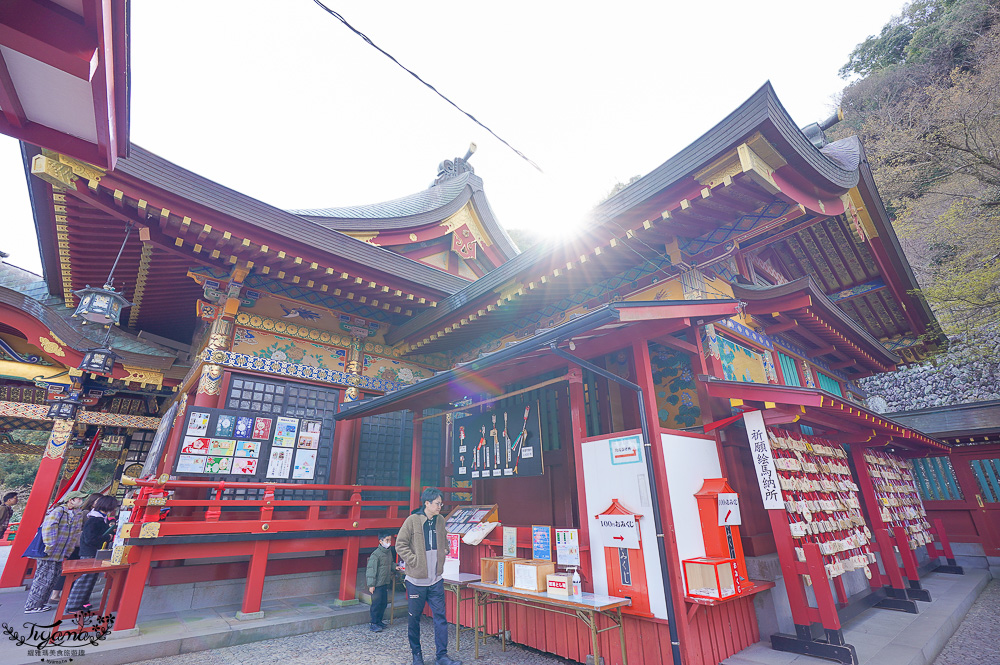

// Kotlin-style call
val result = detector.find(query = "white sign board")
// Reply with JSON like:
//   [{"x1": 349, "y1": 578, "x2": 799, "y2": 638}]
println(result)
[
  {"x1": 743, "y1": 410, "x2": 783, "y2": 509},
  {"x1": 597, "y1": 513, "x2": 640, "y2": 550},
  {"x1": 717, "y1": 493, "x2": 742, "y2": 526},
  {"x1": 610, "y1": 435, "x2": 642, "y2": 465}
]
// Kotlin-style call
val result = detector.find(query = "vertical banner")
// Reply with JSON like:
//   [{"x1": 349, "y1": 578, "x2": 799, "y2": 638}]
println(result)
[{"x1": 743, "y1": 410, "x2": 783, "y2": 509}]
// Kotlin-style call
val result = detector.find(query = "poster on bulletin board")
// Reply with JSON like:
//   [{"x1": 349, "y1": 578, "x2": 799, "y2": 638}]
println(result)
[
  {"x1": 503, "y1": 526, "x2": 518, "y2": 558},
  {"x1": 175, "y1": 406, "x2": 326, "y2": 484},
  {"x1": 532, "y1": 525, "x2": 551, "y2": 560},
  {"x1": 453, "y1": 403, "x2": 544, "y2": 481},
  {"x1": 555, "y1": 528, "x2": 580, "y2": 566}
]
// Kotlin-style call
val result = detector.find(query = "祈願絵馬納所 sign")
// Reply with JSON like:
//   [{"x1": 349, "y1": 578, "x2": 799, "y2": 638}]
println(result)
[{"x1": 743, "y1": 410, "x2": 783, "y2": 509}]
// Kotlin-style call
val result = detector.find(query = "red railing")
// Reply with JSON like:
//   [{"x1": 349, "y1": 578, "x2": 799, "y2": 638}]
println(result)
[{"x1": 112, "y1": 478, "x2": 471, "y2": 630}]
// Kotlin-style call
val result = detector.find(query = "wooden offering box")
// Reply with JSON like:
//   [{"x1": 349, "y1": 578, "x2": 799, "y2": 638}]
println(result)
[
  {"x1": 481, "y1": 556, "x2": 524, "y2": 586},
  {"x1": 513, "y1": 560, "x2": 556, "y2": 592},
  {"x1": 683, "y1": 556, "x2": 741, "y2": 600}
]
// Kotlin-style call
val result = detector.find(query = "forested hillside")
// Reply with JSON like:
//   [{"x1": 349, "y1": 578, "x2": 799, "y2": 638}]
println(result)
[{"x1": 833, "y1": 0, "x2": 1000, "y2": 345}]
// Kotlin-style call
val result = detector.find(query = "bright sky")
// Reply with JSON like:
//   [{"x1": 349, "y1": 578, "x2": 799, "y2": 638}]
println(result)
[{"x1": 0, "y1": 1, "x2": 905, "y2": 276}]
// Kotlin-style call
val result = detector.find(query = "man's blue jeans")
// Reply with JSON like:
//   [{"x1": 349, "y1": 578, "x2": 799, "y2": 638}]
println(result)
[{"x1": 405, "y1": 579, "x2": 448, "y2": 659}]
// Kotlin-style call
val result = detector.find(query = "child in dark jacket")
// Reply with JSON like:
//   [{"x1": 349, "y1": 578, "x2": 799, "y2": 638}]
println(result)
[
  {"x1": 365, "y1": 531, "x2": 396, "y2": 632},
  {"x1": 64, "y1": 495, "x2": 118, "y2": 612}
]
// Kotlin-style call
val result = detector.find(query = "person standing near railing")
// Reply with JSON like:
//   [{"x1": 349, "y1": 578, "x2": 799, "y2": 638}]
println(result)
[
  {"x1": 22, "y1": 490, "x2": 87, "y2": 613},
  {"x1": 366, "y1": 530, "x2": 396, "y2": 632},
  {"x1": 395, "y1": 488, "x2": 461, "y2": 665},
  {"x1": 64, "y1": 495, "x2": 119, "y2": 612},
  {"x1": 0, "y1": 492, "x2": 18, "y2": 539}
]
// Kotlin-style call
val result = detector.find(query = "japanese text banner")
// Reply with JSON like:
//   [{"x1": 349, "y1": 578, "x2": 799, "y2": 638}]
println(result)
[{"x1": 743, "y1": 410, "x2": 783, "y2": 509}]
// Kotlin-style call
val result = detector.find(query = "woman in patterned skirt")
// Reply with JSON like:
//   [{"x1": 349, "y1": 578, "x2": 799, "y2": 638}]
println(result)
[{"x1": 23, "y1": 491, "x2": 87, "y2": 613}]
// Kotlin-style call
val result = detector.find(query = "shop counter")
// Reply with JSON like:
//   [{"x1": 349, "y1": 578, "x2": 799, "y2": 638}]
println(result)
[{"x1": 469, "y1": 581, "x2": 631, "y2": 664}]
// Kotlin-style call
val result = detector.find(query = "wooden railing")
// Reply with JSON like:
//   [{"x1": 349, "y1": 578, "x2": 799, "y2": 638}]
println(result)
[{"x1": 112, "y1": 478, "x2": 471, "y2": 630}]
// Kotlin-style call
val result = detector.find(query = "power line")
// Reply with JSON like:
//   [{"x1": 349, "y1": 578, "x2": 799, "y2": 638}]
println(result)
[{"x1": 312, "y1": 1, "x2": 543, "y2": 173}]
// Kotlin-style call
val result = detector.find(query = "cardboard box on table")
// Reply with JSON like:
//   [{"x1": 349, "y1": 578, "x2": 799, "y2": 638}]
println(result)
[{"x1": 513, "y1": 560, "x2": 556, "y2": 592}]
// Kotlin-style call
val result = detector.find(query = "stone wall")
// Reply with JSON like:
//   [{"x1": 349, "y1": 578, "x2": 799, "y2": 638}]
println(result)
[{"x1": 860, "y1": 334, "x2": 1000, "y2": 412}]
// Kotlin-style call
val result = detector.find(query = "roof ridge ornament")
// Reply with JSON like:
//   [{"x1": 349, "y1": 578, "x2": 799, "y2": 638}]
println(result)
[{"x1": 434, "y1": 143, "x2": 477, "y2": 185}]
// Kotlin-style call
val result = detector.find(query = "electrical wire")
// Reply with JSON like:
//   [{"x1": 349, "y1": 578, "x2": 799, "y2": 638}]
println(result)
[{"x1": 312, "y1": 1, "x2": 543, "y2": 173}]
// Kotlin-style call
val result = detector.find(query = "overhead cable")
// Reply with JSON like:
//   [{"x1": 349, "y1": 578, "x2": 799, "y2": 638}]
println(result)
[{"x1": 312, "y1": 0, "x2": 543, "y2": 173}]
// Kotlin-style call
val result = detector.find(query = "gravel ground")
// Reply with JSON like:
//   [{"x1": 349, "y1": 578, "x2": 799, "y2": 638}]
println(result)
[
  {"x1": 932, "y1": 578, "x2": 1000, "y2": 665},
  {"x1": 129, "y1": 617, "x2": 572, "y2": 665}
]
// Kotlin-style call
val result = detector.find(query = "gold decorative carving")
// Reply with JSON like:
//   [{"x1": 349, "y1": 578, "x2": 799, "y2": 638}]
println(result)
[
  {"x1": 47, "y1": 150, "x2": 105, "y2": 183},
  {"x1": 30, "y1": 155, "x2": 76, "y2": 188},
  {"x1": 119, "y1": 523, "x2": 134, "y2": 539},
  {"x1": 342, "y1": 231, "x2": 380, "y2": 245},
  {"x1": 409, "y1": 233, "x2": 418, "y2": 241},
  {"x1": 440, "y1": 203, "x2": 491, "y2": 247},
  {"x1": 695, "y1": 155, "x2": 744, "y2": 188},
  {"x1": 197, "y1": 364, "x2": 223, "y2": 395},
  {"x1": 121, "y1": 365, "x2": 164, "y2": 389},
  {"x1": 138, "y1": 523, "x2": 161, "y2": 538},
  {"x1": 737, "y1": 143, "x2": 781, "y2": 195},
  {"x1": 43, "y1": 419, "x2": 74, "y2": 459},
  {"x1": 37, "y1": 335, "x2": 66, "y2": 357},
  {"x1": 147, "y1": 496, "x2": 167, "y2": 506}
]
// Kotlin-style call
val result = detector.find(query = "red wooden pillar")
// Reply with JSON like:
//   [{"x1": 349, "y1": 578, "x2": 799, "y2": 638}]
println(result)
[
  {"x1": 338, "y1": 490, "x2": 363, "y2": 603},
  {"x1": 566, "y1": 368, "x2": 594, "y2": 588},
  {"x1": 112, "y1": 542, "x2": 154, "y2": 631},
  {"x1": 239, "y1": 540, "x2": 271, "y2": 617},
  {"x1": 0, "y1": 419, "x2": 74, "y2": 588},
  {"x1": 631, "y1": 338, "x2": 696, "y2": 665},
  {"x1": 410, "y1": 414, "x2": 423, "y2": 510}
]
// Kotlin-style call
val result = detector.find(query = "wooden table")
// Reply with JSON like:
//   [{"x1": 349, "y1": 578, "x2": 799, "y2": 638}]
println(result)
[
  {"x1": 469, "y1": 582, "x2": 631, "y2": 665},
  {"x1": 54, "y1": 559, "x2": 129, "y2": 631},
  {"x1": 444, "y1": 573, "x2": 481, "y2": 651}
]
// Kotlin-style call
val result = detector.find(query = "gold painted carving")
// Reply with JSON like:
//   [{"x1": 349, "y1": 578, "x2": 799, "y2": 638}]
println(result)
[
  {"x1": 342, "y1": 231, "x2": 380, "y2": 245},
  {"x1": 121, "y1": 365, "x2": 164, "y2": 389},
  {"x1": 197, "y1": 364, "x2": 223, "y2": 395},
  {"x1": 440, "y1": 203, "x2": 491, "y2": 247},
  {"x1": 44, "y1": 419, "x2": 74, "y2": 459},
  {"x1": 138, "y1": 522, "x2": 161, "y2": 538},
  {"x1": 737, "y1": 143, "x2": 781, "y2": 195},
  {"x1": 38, "y1": 335, "x2": 66, "y2": 357},
  {"x1": 30, "y1": 155, "x2": 76, "y2": 188}
]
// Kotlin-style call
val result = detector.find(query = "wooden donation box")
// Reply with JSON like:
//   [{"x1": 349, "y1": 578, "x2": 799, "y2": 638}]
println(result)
[{"x1": 595, "y1": 498, "x2": 651, "y2": 615}]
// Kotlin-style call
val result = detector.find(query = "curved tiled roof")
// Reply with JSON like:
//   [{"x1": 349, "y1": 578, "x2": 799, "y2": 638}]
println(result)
[{"x1": 292, "y1": 173, "x2": 473, "y2": 224}]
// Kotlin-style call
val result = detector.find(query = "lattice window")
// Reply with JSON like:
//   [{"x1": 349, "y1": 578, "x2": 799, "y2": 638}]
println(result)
[{"x1": 777, "y1": 352, "x2": 801, "y2": 387}]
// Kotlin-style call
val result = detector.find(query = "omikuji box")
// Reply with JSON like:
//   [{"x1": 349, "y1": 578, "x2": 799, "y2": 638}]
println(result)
[
  {"x1": 546, "y1": 572, "x2": 573, "y2": 596},
  {"x1": 682, "y1": 556, "x2": 741, "y2": 600},
  {"x1": 513, "y1": 560, "x2": 555, "y2": 592}
]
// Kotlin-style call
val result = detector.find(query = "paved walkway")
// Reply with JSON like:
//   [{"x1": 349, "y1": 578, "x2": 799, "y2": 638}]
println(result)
[
  {"x1": 129, "y1": 618, "x2": 566, "y2": 665},
  {"x1": 931, "y1": 578, "x2": 999, "y2": 665}
]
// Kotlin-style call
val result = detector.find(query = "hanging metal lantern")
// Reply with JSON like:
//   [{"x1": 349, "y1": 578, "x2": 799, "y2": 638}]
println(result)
[
  {"x1": 46, "y1": 392, "x2": 84, "y2": 420},
  {"x1": 71, "y1": 223, "x2": 134, "y2": 325},
  {"x1": 79, "y1": 345, "x2": 121, "y2": 377},
  {"x1": 72, "y1": 284, "x2": 132, "y2": 325}
]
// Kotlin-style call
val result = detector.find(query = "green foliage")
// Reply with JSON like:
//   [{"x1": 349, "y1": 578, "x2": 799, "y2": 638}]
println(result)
[
  {"x1": 839, "y1": 0, "x2": 994, "y2": 78},
  {"x1": 837, "y1": 2, "x2": 1000, "y2": 342}
]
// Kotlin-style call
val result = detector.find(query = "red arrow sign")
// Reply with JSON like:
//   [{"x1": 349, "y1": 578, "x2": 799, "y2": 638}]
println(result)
[
  {"x1": 725, "y1": 510, "x2": 732, "y2": 522},
  {"x1": 612, "y1": 535, "x2": 624, "y2": 541}
]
